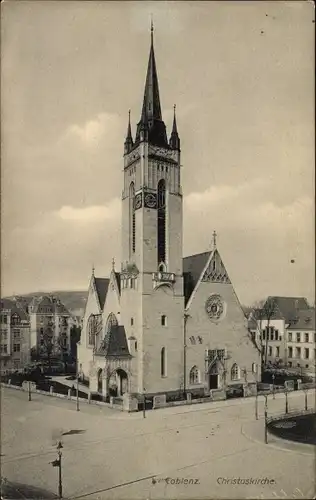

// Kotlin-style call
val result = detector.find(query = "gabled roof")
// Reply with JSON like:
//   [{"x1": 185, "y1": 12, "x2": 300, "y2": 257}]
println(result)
[
  {"x1": 183, "y1": 251, "x2": 211, "y2": 305},
  {"x1": 95, "y1": 323, "x2": 131, "y2": 358},
  {"x1": 264, "y1": 296, "x2": 310, "y2": 323},
  {"x1": 0, "y1": 298, "x2": 29, "y2": 321},
  {"x1": 287, "y1": 308, "x2": 315, "y2": 330},
  {"x1": 94, "y1": 278, "x2": 110, "y2": 310}
]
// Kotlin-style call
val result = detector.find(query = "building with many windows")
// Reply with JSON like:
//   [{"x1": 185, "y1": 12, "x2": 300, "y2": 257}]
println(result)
[
  {"x1": 77, "y1": 27, "x2": 260, "y2": 402},
  {"x1": 0, "y1": 299, "x2": 31, "y2": 373},
  {"x1": 248, "y1": 296, "x2": 315, "y2": 376},
  {"x1": 28, "y1": 295, "x2": 75, "y2": 358}
]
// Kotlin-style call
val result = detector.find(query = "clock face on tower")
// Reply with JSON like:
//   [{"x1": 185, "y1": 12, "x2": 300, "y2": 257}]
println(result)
[
  {"x1": 205, "y1": 294, "x2": 225, "y2": 321},
  {"x1": 144, "y1": 192, "x2": 157, "y2": 209},
  {"x1": 134, "y1": 193, "x2": 142, "y2": 210}
]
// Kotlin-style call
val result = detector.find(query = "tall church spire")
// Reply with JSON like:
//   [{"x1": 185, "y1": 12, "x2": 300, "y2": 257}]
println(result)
[
  {"x1": 169, "y1": 104, "x2": 180, "y2": 150},
  {"x1": 135, "y1": 22, "x2": 168, "y2": 147}
]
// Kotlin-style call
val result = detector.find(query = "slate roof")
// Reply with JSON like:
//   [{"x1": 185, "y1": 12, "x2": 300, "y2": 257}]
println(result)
[
  {"x1": 0, "y1": 298, "x2": 29, "y2": 321},
  {"x1": 94, "y1": 278, "x2": 110, "y2": 310},
  {"x1": 183, "y1": 251, "x2": 211, "y2": 305},
  {"x1": 287, "y1": 308, "x2": 315, "y2": 330},
  {"x1": 264, "y1": 296, "x2": 310, "y2": 322},
  {"x1": 95, "y1": 324, "x2": 131, "y2": 358}
]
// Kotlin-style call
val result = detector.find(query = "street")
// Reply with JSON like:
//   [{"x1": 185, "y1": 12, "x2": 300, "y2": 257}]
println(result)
[{"x1": 1, "y1": 387, "x2": 315, "y2": 499}]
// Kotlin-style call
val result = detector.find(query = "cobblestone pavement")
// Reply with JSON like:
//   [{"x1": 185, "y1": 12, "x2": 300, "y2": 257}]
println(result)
[{"x1": 1, "y1": 388, "x2": 315, "y2": 499}]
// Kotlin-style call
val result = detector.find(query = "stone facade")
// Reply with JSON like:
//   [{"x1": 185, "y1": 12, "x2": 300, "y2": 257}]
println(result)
[{"x1": 77, "y1": 30, "x2": 260, "y2": 404}]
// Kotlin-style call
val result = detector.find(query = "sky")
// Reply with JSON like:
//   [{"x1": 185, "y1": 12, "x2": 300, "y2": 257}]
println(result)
[{"x1": 1, "y1": 1, "x2": 315, "y2": 306}]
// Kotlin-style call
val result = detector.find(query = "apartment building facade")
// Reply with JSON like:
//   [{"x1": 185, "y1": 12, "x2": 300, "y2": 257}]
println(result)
[{"x1": 0, "y1": 299, "x2": 31, "y2": 372}]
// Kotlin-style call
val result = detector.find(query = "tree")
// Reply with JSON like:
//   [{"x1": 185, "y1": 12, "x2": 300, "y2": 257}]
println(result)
[
  {"x1": 255, "y1": 298, "x2": 277, "y2": 369},
  {"x1": 70, "y1": 325, "x2": 81, "y2": 359},
  {"x1": 40, "y1": 327, "x2": 55, "y2": 371}
]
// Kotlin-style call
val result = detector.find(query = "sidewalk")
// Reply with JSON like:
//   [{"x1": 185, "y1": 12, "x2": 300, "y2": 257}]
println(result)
[
  {"x1": 49, "y1": 376, "x2": 90, "y2": 394},
  {"x1": 241, "y1": 418, "x2": 315, "y2": 456}
]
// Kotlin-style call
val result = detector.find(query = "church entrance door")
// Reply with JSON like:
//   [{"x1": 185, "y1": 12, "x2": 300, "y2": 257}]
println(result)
[{"x1": 209, "y1": 374, "x2": 218, "y2": 389}]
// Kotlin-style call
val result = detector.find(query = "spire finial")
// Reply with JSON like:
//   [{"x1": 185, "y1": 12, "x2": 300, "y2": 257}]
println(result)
[
  {"x1": 212, "y1": 230, "x2": 217, "y2": 249},
  {"x1": 112, "y1": 257, "x2": 115, "y2": 270},
  {"x1": 92, "y1": 264, "x2": 95, "y2": 277},
  {"x1": 151, "y1": 14, "x2": 154, "y2": 42}
]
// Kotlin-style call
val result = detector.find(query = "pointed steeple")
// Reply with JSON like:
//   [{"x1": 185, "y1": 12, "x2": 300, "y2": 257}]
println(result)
[
  {"x1": 169, "y1": 104, "x2": 180, "y2": 150},
  {"x1": 135, "y1": 22, "x2": 168, "y2": 147},
  {"x1": 124, "y1": 110, "x2": 133, "y2": 154}
]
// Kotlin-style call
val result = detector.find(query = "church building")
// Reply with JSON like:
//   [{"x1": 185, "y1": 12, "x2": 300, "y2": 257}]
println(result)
[{"x1": 77, "y1": 27, "x2": 260, "y2": 405}]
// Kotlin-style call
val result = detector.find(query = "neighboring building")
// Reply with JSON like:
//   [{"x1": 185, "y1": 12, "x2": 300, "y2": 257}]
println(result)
[
  {"x1": 28, "y1": 295, "x2": 74, "y2": 358},
  {"x1": 248, "y1": 296, "x2": 315, "y2": 375},
  {"x1": 0, "y1": 299, "x2": 31, "y2": 373},
  {"x1": 77, "y1": 28, "x2": 260, "y2": 400},
  {"x1": 286, "y1": 308, "x2": 315, "y2": 372}
]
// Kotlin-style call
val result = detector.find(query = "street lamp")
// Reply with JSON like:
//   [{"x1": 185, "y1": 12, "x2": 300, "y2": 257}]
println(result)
[
  {"x1": 50, "y1": 441, "x2": 63, "y2": 499},
  {"x1": 264, "y1": 395, "x2": 268, "y2": 444},
  {"x1": 28, "y1": 380, "x2": 32, "y2": 402},
  {"x1": 76, "y1": 360, "x2": 79, "y2": 412},
  {"x1": 272, "y1": 373, "x2": 275, "y2": 399},
  {"x1": 303, "y1": 388, "x2": 308, "y2": 411},
  {"x1": 183, "y1": 313, "x2": 190, "y2": 399},
  {"x1": 142, "y1": 388, "x2": 146, "y2": 419},
  {"x1": 285, "y1": 388, "x2": 289, "y2": 414}
]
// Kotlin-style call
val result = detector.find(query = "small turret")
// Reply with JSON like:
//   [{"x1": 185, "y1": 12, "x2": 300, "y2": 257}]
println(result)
[
  {"x1": 124, "y1": 110, "x2": 134, "y2": 154},
  {"x1": 169, "y1": 104, "x2": 180, "y2": 150}
]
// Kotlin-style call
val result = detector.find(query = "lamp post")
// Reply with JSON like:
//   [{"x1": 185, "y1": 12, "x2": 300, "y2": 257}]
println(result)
[
  {"x1": 183, "y1": 313, "x2": 189, "y2": 399},
  {"x1": 143, "y1": 389, "x2": 146, "y2": 419},
  {"x1": 304, "y1": 388, "x2": 308, "y2": 411},
  {"x1": 264, "y1": 395, "x2": 268, "y2": 444},
  {"x1": 76, "y1": 360, "x2": 79, "y2": 412},
  {"x1": 50, "y1": 441, "x2": 63, "y2": 499},
  {"x1": 28, "y1": 380, "x2": 32, "y2": 402},
  {"x1": 285, "y1": 388, "x2": 288, "y2": 414},
  {"x1": 272, "y1": 373, "x2": 275, "y2": 399}
]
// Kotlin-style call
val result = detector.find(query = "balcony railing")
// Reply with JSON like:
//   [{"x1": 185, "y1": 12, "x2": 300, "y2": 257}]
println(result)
[{"x1": 152, "y1": 272, "x2": 175, "y2": 284}]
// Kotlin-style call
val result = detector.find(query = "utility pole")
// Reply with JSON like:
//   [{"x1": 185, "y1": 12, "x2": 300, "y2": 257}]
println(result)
[
  {"x1": 285, "y1": 389, "x2": 288, "y2": 414},
  {"x1": 28, "y1": 381, "x2": 32, "y2": 402},
  {"x1": 255, "y1": 392, "x2": 258, "y2": 420},
  {"x1": 272, "y1": 373, "x2": 275, "y2": 399}
]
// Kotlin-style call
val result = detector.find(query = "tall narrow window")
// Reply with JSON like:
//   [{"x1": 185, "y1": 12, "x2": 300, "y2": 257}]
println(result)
[
  {"x1": 129, "y1": 182, "x2": 136, "y2": 255},
  {"x1": 161, "y1": 347, "x2": 166, "y2": 377},
  {"x1": 157, "y1": 179, "x2": 166, "y2": 265}
]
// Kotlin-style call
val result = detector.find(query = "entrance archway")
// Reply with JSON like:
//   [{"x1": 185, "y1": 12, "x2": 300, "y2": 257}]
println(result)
[{"x1": 108, "y1": 368, "x2": 128, "y2": 397}]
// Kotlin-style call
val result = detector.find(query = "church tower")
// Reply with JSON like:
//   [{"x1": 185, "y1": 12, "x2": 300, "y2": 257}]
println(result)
[{"x1": 121, "y1": 24, "x2": 184, "y2": 396}]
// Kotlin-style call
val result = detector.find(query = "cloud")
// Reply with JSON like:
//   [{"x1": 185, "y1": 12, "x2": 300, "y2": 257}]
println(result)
[
  {"x1": 56, "y1": 199, "x2": 120, "y2": 223},
  {"x1": 65, "y1": 113, "x2": 122, "y2": 148}
]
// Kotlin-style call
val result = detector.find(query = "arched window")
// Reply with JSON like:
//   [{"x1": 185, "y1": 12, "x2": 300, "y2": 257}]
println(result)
[
  {"x1": 189, "y1": 366, "x2": 200, "y2": 384},
  {"x1": 88, "y1": 315, "x2": 96, "y2": 346},
  {"x1": 161, "y1": 315, "x2": 167, "y2": 326},
  {"x1": 157, "y1": 179, "x2": 166, "y2": 265},
  {"x1": 161, "y1": 347, "x2": 166, "y2": 377},
  {"x1": 129, "y1": 182, "x2": 135, "y2": 255},
  {"x1": 231, "y1": 363, "x2": 240, "y2": 381}
]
